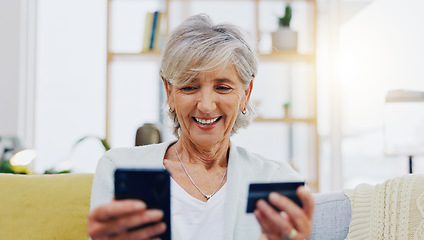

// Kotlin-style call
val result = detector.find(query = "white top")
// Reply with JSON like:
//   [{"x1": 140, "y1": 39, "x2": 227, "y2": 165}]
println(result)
[{"x1": 171, "y1": 178, "x2": 226, "y2": 240}]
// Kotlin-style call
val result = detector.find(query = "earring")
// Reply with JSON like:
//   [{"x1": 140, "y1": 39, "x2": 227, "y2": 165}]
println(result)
[
  {"x1": 169, "y1": 108, "x2": 175, "y2": 113},
  {"x1": 241, "y1": 109, "x2": 247, "y2": 115}
]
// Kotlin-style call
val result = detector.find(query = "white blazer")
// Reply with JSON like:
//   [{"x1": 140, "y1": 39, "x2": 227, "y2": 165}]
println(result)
[{"x1": 90, "y1": 141, "x2": 303, "y2": 240}]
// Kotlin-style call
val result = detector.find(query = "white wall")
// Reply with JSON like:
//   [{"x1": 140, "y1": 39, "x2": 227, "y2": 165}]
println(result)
[{"x1": 0, "y1": 0, "x2": 21, "y2": 136}]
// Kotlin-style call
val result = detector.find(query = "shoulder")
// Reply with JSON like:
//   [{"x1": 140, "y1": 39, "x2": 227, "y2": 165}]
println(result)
[
  {"x1": 100, "y1": 141, "x2": 174, "y2": 168},
  {"x1": 104, "y1": 142, "x2": 166, "y2": 159},
  {"x1": 229, "y1": 143, "x2": 303, "y2": 182},
  {"x1": 90, "y1": 141, "x2": 175, "y2": 208},
  {"x1": 232, "y1": 144, "x2": 280, "y2": 166}
]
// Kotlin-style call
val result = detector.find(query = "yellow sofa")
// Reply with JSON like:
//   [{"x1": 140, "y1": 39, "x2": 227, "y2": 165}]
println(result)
[{"x1": 0, "y1": 173, "x2": 94, "y2": 240}]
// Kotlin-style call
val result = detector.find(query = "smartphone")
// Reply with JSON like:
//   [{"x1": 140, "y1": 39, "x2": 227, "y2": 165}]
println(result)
[
  {"x1": 114, "y1": 168, "x2": 171, "y2": 240},
  {"x1": 246, "y1": 181, "x2": 304, "y2": 213}
]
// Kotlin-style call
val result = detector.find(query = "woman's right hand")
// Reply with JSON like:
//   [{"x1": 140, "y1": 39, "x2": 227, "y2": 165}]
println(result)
[{"x1": 88, "y1": 199, "x2": 166, "y2": 240}]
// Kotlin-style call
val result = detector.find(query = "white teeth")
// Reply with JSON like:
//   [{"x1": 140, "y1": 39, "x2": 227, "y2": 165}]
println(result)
[{"x1": 195, "y1": 117, "x2": 219, "y2": 125}]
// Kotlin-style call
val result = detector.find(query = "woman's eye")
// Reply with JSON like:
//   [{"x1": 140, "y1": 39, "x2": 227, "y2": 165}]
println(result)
[
  {"x1": 181, "y1": 86, "x2": 196, "y2": 91},
  {"x1": 216, "y1": 86, "x2": 232, "y2": 91}
]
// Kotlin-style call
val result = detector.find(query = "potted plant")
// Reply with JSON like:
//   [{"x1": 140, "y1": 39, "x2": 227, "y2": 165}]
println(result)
[
  {"x1": 44, "y1": 136, "x2": 110, "y2": 174},
  {"x1": 271, "y1": 4, "x2": 298, "y2": 51}
]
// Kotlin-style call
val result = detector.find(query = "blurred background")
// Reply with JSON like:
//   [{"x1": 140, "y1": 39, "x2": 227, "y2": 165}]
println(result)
[{"x1": 1, "y1": 0, "x2": 423, "y2": 192}]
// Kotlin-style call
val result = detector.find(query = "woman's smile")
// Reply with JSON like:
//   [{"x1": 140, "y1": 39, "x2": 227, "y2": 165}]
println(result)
[{"x1": 193, "y1": 116, "x2": 222, "y2": 126}]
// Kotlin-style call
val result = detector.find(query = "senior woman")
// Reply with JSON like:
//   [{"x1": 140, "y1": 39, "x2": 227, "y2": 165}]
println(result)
[{"x1": 88, "y1": 14, "x2": 314, "y2": 240}]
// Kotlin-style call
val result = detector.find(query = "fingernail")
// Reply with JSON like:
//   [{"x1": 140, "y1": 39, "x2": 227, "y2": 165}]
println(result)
[
  {"x1": 298, "y1": 186, "x2": 307, "y2": 193},
  {"x1": 158, "y1": 222, "x2": 167, "y2": 232},
  {"x1": 269, "y1": 192, "x2": 279, "y2": 201},
  {"x1": 135, "y1": 201, "x2": 145, "y2": 210},
  {"x1": 257, "y1": 199, "x2": 266, "y2": 208},
  {"x1": 152, "y1": 210, "x2": 164, "y2": 218}
]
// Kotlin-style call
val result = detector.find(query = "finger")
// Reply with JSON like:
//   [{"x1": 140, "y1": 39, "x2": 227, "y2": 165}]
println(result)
[
  {"x1": 256, "y1": 199, "x2": 292, "y2": 237},
  {"x1": 256, "y1": 209, "x2": 287, "y2": 240},
  {"x1": 89, "y1": 209, "x2": 164, "y2": 238},
  {"x1": 297, "y1": 186, "x2": 315, "y2": 219},
  {"x1": 127, "y1": 222, "x2": 166, "y2": 240},
  {"x1": 108, "y1": 222, "x2": 166, "y2": 240},
  {"x1": 254, "y1": 207, "x2": 276, "y2": 234},
  {"x1": 268, "y1": 191, "x2": 313, "y2": 237},
  {"x1": 269, "y1": 192, "x2": 307, "y2": 225},
  {"x1": 88, "y1": 200, "x2": 146, "y2": 238},
  {"x1": 268, "y1": 192, "x2": 303, "y2": 217},
  {"x1": 90, "y1": 199, "x2": 146, "y2": 222},
  {"x1": 255, "y1": 210, "x2": 279, "y2": 240},
  {"x1": 293, "y1": 187, "x2": 314, "y2": 237}
]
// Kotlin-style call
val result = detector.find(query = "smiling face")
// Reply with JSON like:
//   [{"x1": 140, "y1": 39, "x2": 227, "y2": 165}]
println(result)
[{"x1": 165, "y1": 64, "x2": 252, "y2": 148}]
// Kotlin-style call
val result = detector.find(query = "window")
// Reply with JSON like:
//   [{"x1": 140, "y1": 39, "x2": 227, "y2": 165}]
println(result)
[{"x1": 338, "y1": 0, "x2": 424, "y2": 187}]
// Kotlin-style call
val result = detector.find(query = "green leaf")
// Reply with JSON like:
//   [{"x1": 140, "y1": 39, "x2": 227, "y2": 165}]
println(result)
[
  {"x1": 75, "y1": 136, "x2": 110, "y2": 151},
  {"x1": 100, "y1": 138, "x2": 111, "y2": 151},
  {"x1": 279, "y1": 5, "x2": 292, "y2": 27}
]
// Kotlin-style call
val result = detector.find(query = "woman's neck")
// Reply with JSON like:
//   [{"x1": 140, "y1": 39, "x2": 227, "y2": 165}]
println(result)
[{"x1": 174, "y1": 138, "x2": 230, "y2": 170}]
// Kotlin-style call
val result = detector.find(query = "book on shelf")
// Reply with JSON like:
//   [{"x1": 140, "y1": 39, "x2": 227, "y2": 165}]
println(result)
[{"x1": 142, "y1": 11, "x2": 163, "y2": 52}]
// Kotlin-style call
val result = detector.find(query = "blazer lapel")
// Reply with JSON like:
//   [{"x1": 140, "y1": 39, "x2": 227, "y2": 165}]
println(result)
[{"x1": 223, "y1": 143, "x2": 246, "y2": 240}]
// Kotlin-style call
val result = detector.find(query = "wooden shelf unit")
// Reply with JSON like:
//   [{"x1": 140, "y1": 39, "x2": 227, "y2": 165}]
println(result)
[{"x1": 255, "y1": 116, "x2": 316, "y2": 124}]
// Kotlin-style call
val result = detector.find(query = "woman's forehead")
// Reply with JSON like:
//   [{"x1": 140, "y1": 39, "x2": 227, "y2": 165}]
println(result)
[{"x1": 190, "y1": 64, "x2": 241, "y2": 82}]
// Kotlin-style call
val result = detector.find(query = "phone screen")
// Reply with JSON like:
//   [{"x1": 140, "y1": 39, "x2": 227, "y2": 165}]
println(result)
[{"x1": 114, "y1": 168, "x2": 171, "y2": 240}]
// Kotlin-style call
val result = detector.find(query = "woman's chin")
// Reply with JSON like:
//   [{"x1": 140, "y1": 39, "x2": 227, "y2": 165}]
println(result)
[
  {"x1": 189, "y1": 133, "x2": 228, "y2": 148},
  {"x1": 180, "y1": 124, "x2": 230, "y2": 147},
  {"x1": 194, "y1": 136, "x2": 221, "y2": 148}
]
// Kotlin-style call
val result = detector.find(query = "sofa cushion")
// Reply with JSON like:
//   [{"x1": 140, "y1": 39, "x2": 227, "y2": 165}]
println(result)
[
  {"x1": 0, "y1": 173, "x2": 93, "y2": 240},
  {"x1": 344, "y1": 173, "x2": 424, "y2": 239},
  {"x1": 308, "y1": 191, "x2": 351, "y2": 240}
]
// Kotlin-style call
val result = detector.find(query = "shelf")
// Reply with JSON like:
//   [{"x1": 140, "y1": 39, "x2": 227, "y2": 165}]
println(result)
[
  {"x1": 259, "y1": 52, "x2": 315, "y2": 62},
  {"x1": 165, "y1": 0, "x2": 316, "y2": 2},
  {"x1": 108, "y1": 51, "x2": 162, "y2": 57},
  {"x1": 107, "y1": 51, "x2": 162, "y2": 62},
  {"x1": 254, "y1": 116, "x2": 316, "y2": 124},
  {"x1": 107, "y1": 51, "x2": 315, "y2": 62}
]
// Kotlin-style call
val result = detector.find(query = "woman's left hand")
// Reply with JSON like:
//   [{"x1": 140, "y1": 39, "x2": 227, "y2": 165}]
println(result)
[{"x1": 254, "y1": 186, "x2": 314, "y2": 240}]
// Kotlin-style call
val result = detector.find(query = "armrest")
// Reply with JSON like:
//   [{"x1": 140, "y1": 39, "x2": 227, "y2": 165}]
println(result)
[
  {"x1": 308, "y1": 191, "x2": 351, "y2": 240},
  {"x1": 0, "y1": 173, "x2": 93, "y2": 239}
]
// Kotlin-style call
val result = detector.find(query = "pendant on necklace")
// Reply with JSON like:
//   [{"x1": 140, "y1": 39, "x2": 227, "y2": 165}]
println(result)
[{"x1": 175, "y1": 147, "x2": 227, "y2": 202}]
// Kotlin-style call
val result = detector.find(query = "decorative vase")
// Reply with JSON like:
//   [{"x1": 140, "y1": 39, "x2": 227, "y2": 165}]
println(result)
[
  {"x1": 135, "y1": 123, "x2": 161, "y2": 146},
  {"x1": 271, "y1": 27, "x2": 298, "y2": 51}
]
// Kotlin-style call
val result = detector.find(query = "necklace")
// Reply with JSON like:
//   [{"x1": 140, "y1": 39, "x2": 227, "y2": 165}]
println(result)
[{"x1": 174, "y1": 147, "x2": 227, "y2": 201}]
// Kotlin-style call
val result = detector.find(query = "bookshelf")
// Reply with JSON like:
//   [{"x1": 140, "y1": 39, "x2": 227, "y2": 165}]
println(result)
[{"x1": 106, "y1": 0, "x2": 319, "y2": 190}]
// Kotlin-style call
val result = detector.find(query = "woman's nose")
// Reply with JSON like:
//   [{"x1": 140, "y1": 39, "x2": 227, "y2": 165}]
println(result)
[{"x1": 197, "y1": 89, "x2": 216, "y2": 113}]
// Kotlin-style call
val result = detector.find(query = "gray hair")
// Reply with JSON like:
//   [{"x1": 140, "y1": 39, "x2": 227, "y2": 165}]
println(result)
[{"x1": 160, "y1": 14, "x2": 258, "y2": 137}]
